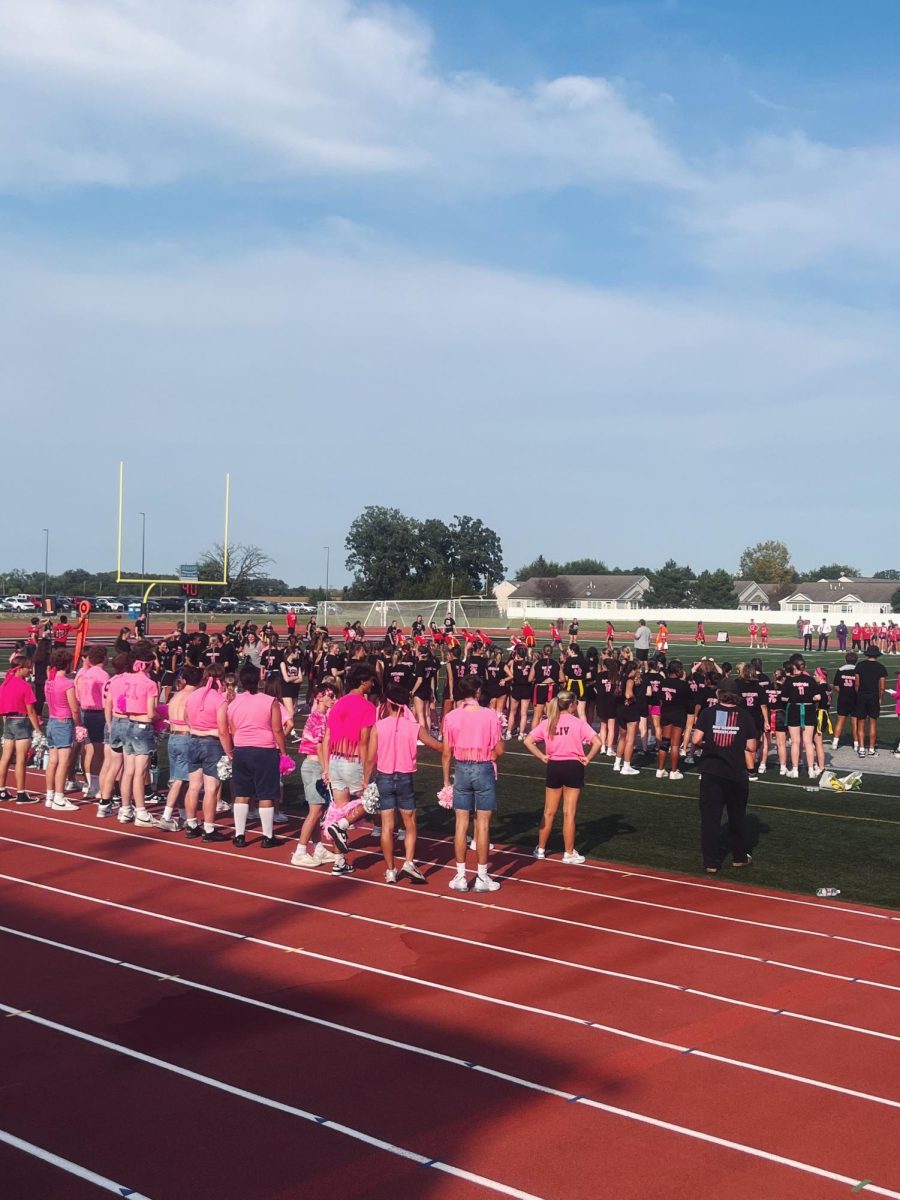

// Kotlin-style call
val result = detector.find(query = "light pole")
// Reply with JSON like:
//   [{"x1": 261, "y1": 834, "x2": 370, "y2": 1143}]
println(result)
[
  {"x1": 42, "y1": 528, "x2": 49, "y2": 601},
  {"x1": 139, "y1": 512, "x2": 146, "y2": 575},
  {"x1": 323, "y1": 546, "x2": 330, "y2": 626}
]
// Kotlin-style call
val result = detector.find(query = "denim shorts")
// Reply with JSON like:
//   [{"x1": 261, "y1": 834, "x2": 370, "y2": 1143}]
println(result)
[
  {"x1": 301, "y1": 754, "x2": 324, "y2": 805},
  {"x1": 83, "y1": 710, "x2": 106, "y2": 745},
  {"x1": 121, "y1": 720, "x2": 158, "y2": 757},
  {"x1": 452, "y1": 760, "x2": 497, "y2": 812},
  {"x1": 2, "y1": 716, "x2": 32, "y2": 742},
  {"x1": 232, "y1": 746, "x2": 279, "y2": 801},
  {"x1": 107, "y1": 715, "x2": 130, "y2": 752},
  {"x1": 187, "y1": 735, "x2": 223, "y2": 778},
  {"x1": 46, "y1": 717, "x2": 75, "y2": 750},
  {"x1": 167, "y1": 732, "x2": 191, "y2": 783},
  {"x1": 328, "y1": 755, "x2": 364, "y2": 797},
  {"x1": 375, "y1": 770, "x2": 416, "y2": 811}
]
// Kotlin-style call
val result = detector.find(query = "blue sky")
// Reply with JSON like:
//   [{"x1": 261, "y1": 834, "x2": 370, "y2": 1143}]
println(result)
[{"x1": 2, "y1": 0, "x2": 897, "y2": 588}]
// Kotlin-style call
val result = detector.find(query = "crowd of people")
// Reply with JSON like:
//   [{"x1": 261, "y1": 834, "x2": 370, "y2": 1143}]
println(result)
[{"x1": 0, "y1": 612, "x2": 896, "y2": 882}]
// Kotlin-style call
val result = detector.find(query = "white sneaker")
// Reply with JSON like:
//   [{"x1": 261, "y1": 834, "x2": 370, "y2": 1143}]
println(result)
[
  {"x1": 273, "y1": 811, "x2": 289, "y2": 825},
  {"x1": 831, "y1": 739, "x2": 839, "y2": 750},
  {"x1": 154, "y1": 816, "x2": 182, "y2": 832},
  {"x1": 758, "y1": 763, "x2": 766, "y2": 774},
  {"x1": 473, "y1": 875, "x2": 500, "y2": 893},
  {"x1": 396, "y1": 829, "x2": 406, "y2": 842},
  {"x1": 613, "y1": 758, "x2": 621, "y2": 772},
  {"x1": 51, "y1": 797, "x2": 79, "y2": 812},
  {"x1": 668, "y1": 770, "x2": 684, "y2": 781},
  {"x1": 312, "y1": 844, "x2": 338, "y2": 864},
  {"x1": 385, "y1": 868, "x2": 397, "y2": 884},
  {"x1": 655, "y1": 769, "x2": 668, "y2": 779},
  {"x1": 786, "y1": 768, "x2": 799, "y2": 779},
  {"x1": 64, "y1": 780, "x2": 80, "y2": 793},
  {"x1": 290, "y1": 850, "x2": 321, "y2": 868},
  {"x1": 133, "y1": 810, "x2": 154, "y2": 826},
  {"x1": 562, "y1": 851, "x2": 586, "y2": 865},
  {"x1": 684, "y1": 752, "x2": 695, "y2": 766},
  {"x1": 117, "y1": 806, "x2": 135, "y2": 823},
  {"x1": 215, "y1": 799, "x2": 232, "y2": 814},
  {"x1": 370, "y1": 824, "x2": 382, "y2": 836},
  {"x1": 809, "y1": 767, "x2": 821, "y2": 780},
  {"x1": 449, "y1": 875, "x2": 469, "y2": 892},
  {"x1": 468, "y1": 837, "x2": 494, "y2": 851},
  {"x1": 779, "y1": 765, "x2": 788, "y2": 776},
  {"x1": 44, "y1": 796, "x2": 54, "y2": 808},
  {"x1": 620, "y1": 764, "x2": 640, "y2": 775},
  {"x1": 533, "y1": 846, "x2": 545, "y2": 859}
]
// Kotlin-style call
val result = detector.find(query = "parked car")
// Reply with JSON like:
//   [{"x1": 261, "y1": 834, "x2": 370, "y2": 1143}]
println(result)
[
  {"x1": 0, "y1": 599, "x2": 12, "y2": 613},
  {"x1": 216, "y1": 596, "x2": 241, "y2": 610},
  {"x1": 95, "y1": 596, "x2": 125, "y2": 612},
  {"x1": 5, "y1": 595, "x2": 40, "y2": 612}
]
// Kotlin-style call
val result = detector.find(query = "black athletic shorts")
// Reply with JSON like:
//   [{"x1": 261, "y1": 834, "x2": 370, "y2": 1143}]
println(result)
[
  {"x1": 635, "y1": 649, "x2": 649, "y2": 662},
  {"x1": 787, "y1": 703, "x2": 815, "y2": 728},
  {"x1": 546, "y1": 759, "x2": 585, "y2": 790},
  {"x1": 836, "y1": 697, "x2": 856, "y2": 717},
  {"x1": 855, "y1": 695, "x2": 880, "y2": 720},
  {"x1": 616, "y1": 704, "x2": 639, "y2": 726},
  {"x1": 511, "y1": 685, "x2": 531, "y2": 701},
  {"x1": 660, "y1": 710, "x2": 687, "y2": 729}
]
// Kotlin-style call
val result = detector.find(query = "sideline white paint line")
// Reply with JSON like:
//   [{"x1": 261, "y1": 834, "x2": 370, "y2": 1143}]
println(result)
[
  {"x1": 0, "y1": 1002, "x2": 542, "y2": 1200},
  {"x1": 2, "y1": 999, "x2": 897, "y2": 1200},
  {"x1": 0, "y1": 1127, "x2": 152, "y2": 1199},
  {"x1": 5, "y1": 834, "x2": 900, "y2": 1009},
  {"x1": 4, "y1": 921, "x2": 900, "y2": 1117}
]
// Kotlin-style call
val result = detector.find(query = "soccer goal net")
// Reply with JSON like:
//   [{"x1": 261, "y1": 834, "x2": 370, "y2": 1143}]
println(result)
[{"x1": 317, "y1": 598, "x2": 502, "y2": 631}]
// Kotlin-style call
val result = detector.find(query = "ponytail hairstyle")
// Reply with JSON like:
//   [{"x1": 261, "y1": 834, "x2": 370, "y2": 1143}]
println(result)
[{"x1": 547, "y1": 690, "x2": 576, "y2": 738}]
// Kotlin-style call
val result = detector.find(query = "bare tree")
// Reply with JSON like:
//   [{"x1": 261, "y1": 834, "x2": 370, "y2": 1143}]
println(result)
[
  {"x1": 200, "y1": 542, "x2": 273, "y2": 598},
  {"x1": 534, "y1": 577, "x2": 568, "y2": 607}
]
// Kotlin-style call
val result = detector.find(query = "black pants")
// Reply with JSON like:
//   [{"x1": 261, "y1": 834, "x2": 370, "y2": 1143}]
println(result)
[
  {"x1": 818, "y1": 635, "x2": 829, "y2": 650},
  {"x1": 699, "y1": 774, "x2": 749, "y2": 868},
  {"x1": 803, "y1": 634, "x2": 813, "y2": 651}
]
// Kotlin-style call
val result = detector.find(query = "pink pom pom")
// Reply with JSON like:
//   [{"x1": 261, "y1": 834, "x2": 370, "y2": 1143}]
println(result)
[
  {"x1": 75, "y1": 725, "x2": 88, "y2": 744},
  {"x1": 437, "y1": 785, "x2": 454, "y2": 809},
  {"x1": 279, "y1": 753, "x2": 295, "y2": 776}
]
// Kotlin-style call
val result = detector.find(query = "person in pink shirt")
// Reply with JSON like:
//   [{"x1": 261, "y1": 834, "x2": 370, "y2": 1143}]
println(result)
[
  {"x1": 441, "y1": 677, "x2": 505, "y2": 893},
  {"x1": 0, "y1": 660, "x2": 42, "y2": 803},
  {"x1": 319, "y1": 664, "x2": 377, "y2": 876},
  {"x1": 184, "y1": 663, "x2": 233, "y2": 843},
  {"x1": 115, "y1": 643, "x2": 160, "y2": 827},
  {"x1": 290, "y1": 682, "x2": 339, "y2": 868},
  {"x1": 524, "y1": 691, "x2": 604, "y2": 865},
  {"x1": 75, "y1": 645, "x2": 109, "y2": 799},
  {"x1": 97, "y1": 652, "x2": 131, "y2": 818},
  {"x1": 370, "y1": 684, "x2": 443, "y2": 884},
  {"x1": 44, "y1": 649, "x2": 82, "y2": 812},
  {"x1": 227, "y1": 664, "x2": 287, "y2": 850}
]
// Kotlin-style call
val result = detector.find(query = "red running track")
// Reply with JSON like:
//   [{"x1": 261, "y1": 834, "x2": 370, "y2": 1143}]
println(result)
[{"x1": 1, "y1": 802, "x2": 900, "y2": 1199}]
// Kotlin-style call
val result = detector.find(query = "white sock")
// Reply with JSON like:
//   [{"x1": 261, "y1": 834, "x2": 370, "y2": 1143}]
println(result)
[
  {"x1": 334, "y1": 853, "x2": 345, "y2": 867},
  {"x1": 187, "y1": 817, "x2": 199, "y2": 828},
  {"x1": 298, "y1": 841, "x2": 308, "y2": 853},
  {"x1": 162, "y1": 806, "x2": 174, "y2": 822},
  {"x1": 54, "y1": 792, "x2": 64, "y2": 803},
  {"x1": 46, "y1": 790, "x2": 53, "y2": 801},
  {"x1": 233, "y1": 802, "x2": 248, "y2": 836},
  {"x1": 338, "y1": 817, "x2": 350, "y2": 830},
  {"x1": 455, "y1": 861, "x2": 467, "y2": 877},
  {"x1": 203, "y1": 821, "x2": 215, "y2": 833},
  {"x1": 476, "y1": 863, "x2": 488, "y2": 880},
  {"x1": 260, "y1": 808, "x2": 275, "y2": 837}
]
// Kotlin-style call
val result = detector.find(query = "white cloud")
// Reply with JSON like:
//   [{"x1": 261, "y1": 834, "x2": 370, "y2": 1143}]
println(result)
[{"x1": 0, "y1": 0, "x2": 687, "y2": 191}]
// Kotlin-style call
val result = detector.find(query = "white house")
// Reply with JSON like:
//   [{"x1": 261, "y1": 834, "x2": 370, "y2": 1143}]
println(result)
[
  {"x1": 779, "y1": 577, "x2": 898, "y2": 618},
  {"x1": 507, "y1": 575, "x2": 650, "y2": 617}
]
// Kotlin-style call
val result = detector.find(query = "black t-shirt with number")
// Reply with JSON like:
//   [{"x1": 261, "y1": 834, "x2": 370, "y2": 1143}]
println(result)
[
  {"x1": 780, "y1": 673, "x2": 823, "y2": 708},
  {"x1": 855, "y1": 659, "x2": 888, "y2": 698},
  {"x1": 261, "y1": 648, "x2": 283, "y2": 677},
  {"x1": 832, "y1": 664, "x2": 858, "y2": 707},
  {"x1": 533, "y1": 659, "x2": 560, "y2": 691},
  {"x1": 659, "y1": 677, "x2": 692, "y2": 723}
]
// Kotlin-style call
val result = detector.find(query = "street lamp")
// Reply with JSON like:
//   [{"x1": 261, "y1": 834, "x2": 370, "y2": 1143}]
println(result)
[
  {"x1": 139, "y1": 512, "x2": 146, "y2": 575},
  {"x1": 42, "y1": 528, "x2": 49, "y2": 601},
  {"x1": 323, "y1": 545, "x2": 330, "y2": 626}
]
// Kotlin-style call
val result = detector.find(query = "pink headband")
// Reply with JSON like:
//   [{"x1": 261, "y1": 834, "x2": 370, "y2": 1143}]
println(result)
[{"x1": 132, "y1": 659, "x2": 151, "y2": 673}]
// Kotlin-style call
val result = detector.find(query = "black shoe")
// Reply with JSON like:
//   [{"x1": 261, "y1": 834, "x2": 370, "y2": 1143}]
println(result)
[
  {"x1": 260, "y1": 836, "x2": 283, "y2": 849},
  {"x1": 332, "y1": 861, "x2": 354, "y2": 876},
  {"x1": 232, "y1": 834, "x2": 247, "y2": 848},
  {"x1": 0, "y1": 789, "x2": 11, "y2": 801},
  {"x1": 16, "y1": 792, "x2": 39, "y2": 804},
  {"x1": 202, "y1": 829, "x2": 228, "y2": 843},
  {"x1": 328, "y1": 824, "x2": 350, "y2": 854},
  {"x1": 185, "y1": 823, "x2": 204, "y2": 838}
]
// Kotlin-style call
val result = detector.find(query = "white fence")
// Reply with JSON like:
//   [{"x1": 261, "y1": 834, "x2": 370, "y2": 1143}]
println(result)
[{"x1": 505, "y1": 603, "x2": 894, "y2": 627}]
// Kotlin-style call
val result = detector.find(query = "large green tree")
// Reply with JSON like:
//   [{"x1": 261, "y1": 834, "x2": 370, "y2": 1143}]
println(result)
[
  {"x1": 515, "y1": 556, "x2": 560, "y2": 581},
  {"x1": 874, "y1": 569, "x2": 900, "y2": 580},
  {"x1": 345, "y1": 507, "x2": 504, "y2": 598},
  {"x1": 738, "y1": 540, "x2": 797, "y2": 588},
  {"x1": 798, "y1": 563, "x2": 859, "y2": 582},
  {"x1": 644, "y1": 559, "x2": 695, "y2": 607},
  {"x1": 692, "y1": 569, "x2": 737, "y2": 608}
]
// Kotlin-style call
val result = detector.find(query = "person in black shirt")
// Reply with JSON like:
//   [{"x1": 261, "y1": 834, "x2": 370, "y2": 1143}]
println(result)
[
  {"x1": 832, "y1": 652, "x2": 859, "y2": 751},
  {"x1": 855, "y1": 646, "x2": 888, "y2": 758},
  {"x1": 691, "y1": 679, "x2": 758, "y2": 873},
  {"x1": 260, "y1": 635, "x2": 283, "y2": 679},
  {"x1": 411, "y1": 615, "x2": 425, "y2": 639},
  {"x1": 483, "y1": 649, "x2": 507, "y2": 716},
  {"x1": 530, "y1": 645, "x2": 561, "y2": 730},
  {"x1": 735, "y1": 664, "x2": 768, "y2": 779},
  {"x1": 595, "y1": 659, "x2": 619, "y2": 757},
  {"x1": 657, "y1": 661, "x2": 691, "y2": 780},
  {"x1": 410, "y1": 647, "x2": 438, "y2": 732},
  {"x1": 781, "y1": 654, "x2": 823, "y2": 777},
  {"x1": 506, "y1": 646, "x2": 533, "y2": 739}
]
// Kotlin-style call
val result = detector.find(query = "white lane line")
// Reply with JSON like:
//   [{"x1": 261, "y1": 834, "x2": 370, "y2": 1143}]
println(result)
[
  {"x1": 6, "y1": 834, "x2": 900, "y2": 1013},
  {"x1": 3, "y1": 808, "x2": 899, "y2": 953},
  {"x1": 0, "y1": 1002, "x2": 542, "y2": 1200},
  {"x1": 4, "y1": 920, "x2": 900, "y2": 1118},
  {"x1": 2, "y1": 1000, "x2": 897, "y2": 1200},
  {"x1": 4, "y1": 865, "x2": 900, "y2": 1106},
  {"x1": 0, "y1": 1126, "x2": 152, "y2": 1198}
]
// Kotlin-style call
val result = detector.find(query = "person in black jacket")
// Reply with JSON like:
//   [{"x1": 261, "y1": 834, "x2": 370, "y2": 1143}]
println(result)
[{"x1": 691, "y1": 679, "x2": 758, "y2": 874}]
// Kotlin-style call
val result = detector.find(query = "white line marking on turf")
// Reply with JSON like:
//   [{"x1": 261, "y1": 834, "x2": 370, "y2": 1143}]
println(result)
[
  {"x1": 4, "y1": 808, "x2": 899, "y2": 952},
  {"x1": 0, "y1": 1002, "x2": 542, "y2": 1200},
  {"x1": 4, "y1": 921, "x2": 900, "y2": 1117},
  {"x1": 5, "y1": 834, "x2": 900, "y2": 1008},
  {"x1": 0, "y1": 1127, "x2": 152, "y2": 1198},
  {"x1": 1, "y1": 999, "x2": 897, "y2": 1200}
]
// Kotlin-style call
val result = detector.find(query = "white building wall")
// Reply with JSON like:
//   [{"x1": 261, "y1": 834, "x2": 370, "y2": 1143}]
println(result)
[{"x1": 506, "y1": 602, "x2": 895, "y2": 626}]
